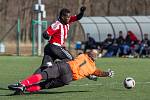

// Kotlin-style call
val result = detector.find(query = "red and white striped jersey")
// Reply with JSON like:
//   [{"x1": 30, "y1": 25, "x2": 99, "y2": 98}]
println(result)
[{"x1": 46, "y1": 16, "x2": 77, "y2": 46}]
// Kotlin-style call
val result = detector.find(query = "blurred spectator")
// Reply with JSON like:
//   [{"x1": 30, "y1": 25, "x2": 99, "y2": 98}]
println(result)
[
  {"x1": 139, "y1": 33, "x2": 150, "y2": 57},
  {"x1": 102, "y1": 33, "x2": 118, "y2": 57},
  {"x1": 84, "y1": 33, "x2": 97, "y2": 52},
  {"x1": 116, "y1": 31, "x2": 125, "y2": 56},
  {"x1": 102, "y1": 33, "x2": 114, "y2": 50},
  {"x1": 116, "y1": 31, "x2": 125, "y2": 45},
  {"x1": 124, "y1": 31, "x2": 139, "y2": 56}
]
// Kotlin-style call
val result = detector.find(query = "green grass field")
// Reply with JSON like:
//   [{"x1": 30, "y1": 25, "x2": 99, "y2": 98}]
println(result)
[{"x1": 0, "y1": 56, "x2": 150, "y2": 100}]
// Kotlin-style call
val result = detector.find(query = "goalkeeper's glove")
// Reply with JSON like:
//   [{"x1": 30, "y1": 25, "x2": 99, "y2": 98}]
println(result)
[
  {"x1": 87, "y1": 75, "x2": 98, "y2": 81},
  {"x1": 107, "y1": 69, "x2": 114, "y2": 78}
]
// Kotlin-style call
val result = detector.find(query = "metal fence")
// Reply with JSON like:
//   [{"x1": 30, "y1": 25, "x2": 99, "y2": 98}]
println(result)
[
  {"x1": 79, "y1": 16, "x2": 150, "y2": 42},
  {"x1": 0, "y1": 19, "x2": 49, "y2": 56}
]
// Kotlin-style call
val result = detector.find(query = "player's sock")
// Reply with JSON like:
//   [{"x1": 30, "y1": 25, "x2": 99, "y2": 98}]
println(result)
[
  {"x1": 26, "y1": 85, "x2": 41, "y2": 92},
  {"x1": 21, "y1": 74, "x2": 42, "y2": 87}
]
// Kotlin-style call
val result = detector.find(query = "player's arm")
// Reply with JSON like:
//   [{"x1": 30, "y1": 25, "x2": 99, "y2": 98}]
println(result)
[
  {"x1": 69, "y1": 6, "x2": 86, "y2": 22},
  {"x1": 93, "y1": 69, "x2": 114, "y2": 77},
  {"x1": 87, "y1": 75, "x2": 98, "y2": 81},
  {"x1": 42, "y1": 27, "x2": 54, "y2": 40},
  {"x1": 42, "y1": 30, "x2": 50, "y2": 40},
  {"x1": 42, "y1": 24, "x2": 59, "y2": 40},
  {"x1": 76, "y1": 6, "x2": 86, "y2": 20},
  {"x1": 87, "y1": 69, "x2": 114, "y2": 81}
]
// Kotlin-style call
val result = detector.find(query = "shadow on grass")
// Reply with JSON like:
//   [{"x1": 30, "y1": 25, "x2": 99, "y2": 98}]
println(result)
[
  {"x1": 0, "y1": 87, "x2": 9, "y2": 90},
  {"x1": 29, "y1": 90, "x2": 91, "y2": 95},
  {"x1": 1, "y1": 90, "x2": 91, "y2": 96},
  {"x1": 0, "y1": 86, "x2": 12, "y2": 96}
]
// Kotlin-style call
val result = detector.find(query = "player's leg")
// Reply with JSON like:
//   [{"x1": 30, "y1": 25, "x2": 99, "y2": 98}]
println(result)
[
  {"x1": 8, "y1": 63, "x2": 60, "y2": 94},
  {"x1": 8, "y1": 74, "x2": 43, "y2": 94},
  {"x1": 41, "y1": 43, "x2": 55, "y2": 66},
  {"x1": 8, "y1": 69, "x2": 58, "y2": 94},
  {"x1": 25, "y1": 78, "x2": 68, "y2": 92},
  {"x1": 8, "y1": 61, "x2": 72, "y2": 94},
  {"x1": 27, "y1": 62, "x2": 73, "y2": 91},
  {"x1": 38, "y1": 75, "x2": 72, "y2": 90},
  {"x1": 8, "y1": 74, "x2": 42, "y2": 89},
  {"x1": 34, "y1": 44, "x2": 55, "y2": 74},
  {"x1": 22, "y1": 63, "x2": 61, "y2": 87},
  {"x1": 39, "y1": 62, "x2": 73, "y2": 89},
  {"x1": 40, "y1": 43, "x2": 73, "y2": 67},
  {"x1": 25, "y1": 85, "x2": 41, "y2": 92},
  {"x1": 38, "y1": 78, "x2": 66, "y2": 89},
  {"x1": 50, "y1": 44, "x2": 74, "y2": 61},
  {"x1": 59, "y1": 62, "x2": 73, "y2": 83},
  {"x1": 34, "y1": 55, "x2": 53, "y2": 74},
  {"x1": 60, "y1": 47, "x2": 74, "y2": 61},
  {"x1": 36, "y1": 43, "x2": 74, "y2": 67}
]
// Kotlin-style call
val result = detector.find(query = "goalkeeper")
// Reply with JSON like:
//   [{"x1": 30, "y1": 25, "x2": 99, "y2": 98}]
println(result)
[{"x1": 8, "y1": 49, "x2": 114, "y2": 95}]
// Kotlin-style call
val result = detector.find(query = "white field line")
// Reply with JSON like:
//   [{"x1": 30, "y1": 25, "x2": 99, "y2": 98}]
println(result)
[{"x1": 69, "y1": 82, "x2": 150, "y2": 87}]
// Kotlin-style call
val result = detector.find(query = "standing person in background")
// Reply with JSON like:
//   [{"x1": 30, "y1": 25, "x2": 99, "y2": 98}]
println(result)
[{"x1": 35, "y1": 6, "x2": 86, "y2": 74}]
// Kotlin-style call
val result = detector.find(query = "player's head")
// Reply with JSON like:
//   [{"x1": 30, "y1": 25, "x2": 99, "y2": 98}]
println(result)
[
  {"x1": 107, "y1": 33, "x2": 112, "y2": 38},
  {"x1": 87, "y1": 49, "x2": 98, "y2": 61},
  {"x1": 59, "y1": 8, "x2": 71, "y2": 24},
  {"x1": 119, "y1": 31, "x2": 123, "y2": 36},
  {"x1": 144, "y1": 33, "x2": 148, "y2": 39}
]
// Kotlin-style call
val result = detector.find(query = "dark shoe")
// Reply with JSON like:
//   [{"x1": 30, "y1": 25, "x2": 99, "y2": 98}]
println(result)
[
  {"x1": 13, "y1": 89, "x2": 24, "y2": 95},
  {"x1": 8, "y1": 82, "x2": 25, "y2": 94}
]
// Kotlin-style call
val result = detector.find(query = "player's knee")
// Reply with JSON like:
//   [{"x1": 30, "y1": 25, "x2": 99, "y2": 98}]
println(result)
[
  {"x1": 61, "y1": 76, "x2": 72, "y2": 85},
  {"x1": 41, "y1": 71, "x2": 48, "y2": 80},
  {"x1": 63, "y1": 81, "x2": 70, "y2": 85},
  {"x1": 62, "y1": 78, "x2": 71, "y2": 85}
]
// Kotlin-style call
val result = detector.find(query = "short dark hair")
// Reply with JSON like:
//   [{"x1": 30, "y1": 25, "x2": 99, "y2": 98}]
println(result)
[
  {"x1": 107, "y1": 33, "x2": 112, "y2": 36},
  {"x1": 59, "y1": 8, "x2": 70, "y2": 17}
]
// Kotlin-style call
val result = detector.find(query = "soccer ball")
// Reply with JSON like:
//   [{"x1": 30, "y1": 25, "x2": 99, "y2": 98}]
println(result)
[{"x1": 123, "y1": 77, "x2": 135, "y2": 89}]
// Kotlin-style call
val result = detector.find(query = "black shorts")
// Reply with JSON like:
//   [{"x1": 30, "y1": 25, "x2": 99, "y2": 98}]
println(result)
[
  {"x1": 40, "y1": 61, "x2": 73, "y2": 83},
  {"x1": 41, "y1": 43, "x2": 73, "y2": 67}
]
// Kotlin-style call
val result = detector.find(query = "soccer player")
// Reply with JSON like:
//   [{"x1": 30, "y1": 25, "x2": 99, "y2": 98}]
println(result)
[
  {"x1": 8, "y1": 49, "x2": 114, "y2": 95},
  {"x1": 39, "y1": 6, "x2": 86, "y2": 73}
]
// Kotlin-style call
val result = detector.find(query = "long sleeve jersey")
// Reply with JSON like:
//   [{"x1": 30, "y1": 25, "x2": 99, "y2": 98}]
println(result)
[
  {"x1": 46, "y1": 16, "x2": 77, "y2": 46},
  {"x1": 67, "y1": 54, "x2": 97, "y2": 80}
]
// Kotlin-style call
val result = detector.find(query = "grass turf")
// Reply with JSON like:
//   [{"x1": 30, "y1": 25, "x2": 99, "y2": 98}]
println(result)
[{"x1": 0, "y1": 56, "x2": 150, "y2": 100}]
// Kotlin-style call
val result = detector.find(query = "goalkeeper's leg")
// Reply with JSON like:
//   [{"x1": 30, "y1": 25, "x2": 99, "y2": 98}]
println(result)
[{"x1": 25, "y1": 78, "x2": 68, "y2": 92}]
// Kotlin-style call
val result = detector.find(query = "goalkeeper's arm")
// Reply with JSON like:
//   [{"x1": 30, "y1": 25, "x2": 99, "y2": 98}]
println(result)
[
  {"x1": 87, "y1": 69, "x2": 114, "y2": 81},
  {"x1": 87, "y1": 75, "x2": 98, "y2": 81},
  {"x1": 93, "y1": 69, "x2": 114, "y2": 78}
]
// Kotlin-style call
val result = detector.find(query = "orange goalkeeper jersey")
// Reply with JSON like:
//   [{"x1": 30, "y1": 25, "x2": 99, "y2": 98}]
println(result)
[{"x1": 67, "y1": 54, "x2": 96, "y2": 80}]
